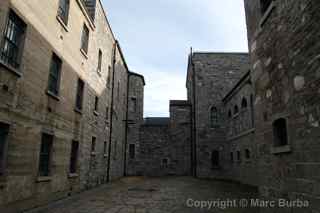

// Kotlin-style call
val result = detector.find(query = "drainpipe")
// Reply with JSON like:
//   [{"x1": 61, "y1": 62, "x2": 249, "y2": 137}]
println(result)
[
  {"x1": 107, "y1": 41, "x2": 117, "y2": 182},
  {"x1": 191, "y1": 51, "x2": 198, "y2": 178},
  {"x1": 123, "y1": 72, "x2": 130, "y2": 176}
]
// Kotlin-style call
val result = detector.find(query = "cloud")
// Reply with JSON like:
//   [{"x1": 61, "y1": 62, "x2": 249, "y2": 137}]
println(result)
[{"x1": 102, "y1": 0, "x2": 248, "y2": 117}]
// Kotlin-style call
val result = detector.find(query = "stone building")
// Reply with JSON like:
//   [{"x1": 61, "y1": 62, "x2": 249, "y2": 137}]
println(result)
[
  {"x1": 244, "y1": 0, "x2": 320, "y2": 211},
  {"x1": 0, "y1": 0, "x2": 144, "y2": 212}
]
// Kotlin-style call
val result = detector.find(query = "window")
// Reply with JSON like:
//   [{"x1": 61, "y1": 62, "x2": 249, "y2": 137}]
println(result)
[
  {"x1": 94, "y1": 96, "x2": 99, "y2": 112},
  {"x1": 48, "y1": 54, "x2": 62, "y2": 96},
  {"x1": 273, "y1": 118, "x2": 288, "y2": 146},
  {"x1": 234, "y1": 105, "x2": 239, "y2": 115},
  {"x1": 237, "y1": 151, "x2": 241, "y2": 162},
  {"x1": 97, "y1": 49, "x2": 102, "y2": 72},
  {"x1": 230, "y1": 152, "x2": 234, "y2": 162},
  {"x1": 129, "y1": 144, "x2": 135, "y2": 159},
  {"x1": 228, "y1": 110, "x2": 232, "y2": 119},
  {"x1": 0, "y1": 123, "x2": 10, "y2": 175},
  {"x1": 91, "y1": 137, "x2": 96, "y2": 153},
  {"x1": 81, "y1": 24, "x2": 89, "y2": 54},
  {"x1": 245, "y1": 149, "x2": 251, "y2": 159},
  {"x1": 210, "y1": 106, "x2": 219, "y2": 128},
  {"x1": 1, "y1": 10, "x2": 26, "y2": 69},
  {"x1": 241, "y1": 98, "x2": 248, "y2": 109},
  {"x1": 117, "y1": 81, "x2": 120, "y2": 100},
  {"x1": 162, "y1": 158, "x2": 168, "y2": 168},
  {"x1": 211, "y1": 150, "x2": 220, "y2": 168},
  {"x1": 75, "y1": 78, "x2": 84, "y2": 111},
  {"x1": 69, "y1": 141, "x2": 79, "y2": 174},
  {"x1": 260, "y1": 0, "x2": 272, "y2": 15},
  {"x1": 38, "y1": 134, "x2": 53, "y2": 177},
  {"x1": 131, "y1": 97, "x2": 137, "y2": 112},
  {"x1": 57, "y1": 0, "x2": 70, "y2": 25}
]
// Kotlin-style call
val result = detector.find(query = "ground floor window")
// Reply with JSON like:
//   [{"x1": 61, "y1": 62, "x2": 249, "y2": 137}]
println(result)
[
  {"x1": 38, "y1": 133, "x2": 53, "y2": 177},
  {"x1": 211, "y1": 150, "x2": 220, "y2": 168},
  {"x1": 0, "y1": 123, "x2": 10, "y2": 175},
  {"x1": 69, "y1": 140, "x2": 79, "y2": 174}
]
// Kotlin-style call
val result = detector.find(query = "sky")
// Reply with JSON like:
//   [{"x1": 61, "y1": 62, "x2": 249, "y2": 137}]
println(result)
[{"x1": 102, "y1": 0, "x2": 248, "y2": 117}]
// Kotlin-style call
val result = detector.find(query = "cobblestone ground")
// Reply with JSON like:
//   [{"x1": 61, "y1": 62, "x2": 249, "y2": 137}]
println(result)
[{"x1": 28, "y1": 176, "x2": 259, "y2": 213}]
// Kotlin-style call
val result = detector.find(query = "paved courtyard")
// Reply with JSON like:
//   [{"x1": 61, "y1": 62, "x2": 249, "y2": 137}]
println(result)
[{"x1": 28, "y1": 177, "x2": 259, "y2": 213}]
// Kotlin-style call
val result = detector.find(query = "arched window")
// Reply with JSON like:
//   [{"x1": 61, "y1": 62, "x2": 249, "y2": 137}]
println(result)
[
  {"x1": 211, "y1": 150, "x2": 220, "y2": 168},
  {"x1": 273, "y1": 118, "x2": 288, "y2": 146},
  {"x1": 241, "y1": 98, "x2": 248, "y2": 109},
  {"x1": 234, "y1": 105, "x2": 239, "y2": 115},
  {"x1": 210, "y1": 106, "x2": 219, "y2": 127}
]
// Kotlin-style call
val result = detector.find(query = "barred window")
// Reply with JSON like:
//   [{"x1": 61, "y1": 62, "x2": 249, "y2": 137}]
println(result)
[
  {"x1": 75, "y1": 78, "x2": 84, "y2": 111},
  {"x1": 1, "y1": 10, "x2": 26, "y2": 69},
  {"x1": 69, "y1": 141, "x2": 79, "y2": 174},
  {"x1": 210, "y1": 106, "x2": 219, "y2": 128},
  {"x1": 58, "y1": 0, "x2": 70, "y2": 25},
  {"x1": 0, "y1": 123, "x2": 10, "y2": 175},
  {"x1": 38, "y1": 134, "x2": 53, "y2": 177},
  {"x1": 81, "y1": 24, "x2": 89, "y2": 54},
  {"x1": 48, "y1": 54, "x2": 62, "y2": 96}
]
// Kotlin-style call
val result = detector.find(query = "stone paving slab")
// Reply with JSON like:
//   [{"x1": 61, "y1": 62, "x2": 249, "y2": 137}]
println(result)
[{"x1": 25, "y1": 176, "x2": 260, "y2": 213}]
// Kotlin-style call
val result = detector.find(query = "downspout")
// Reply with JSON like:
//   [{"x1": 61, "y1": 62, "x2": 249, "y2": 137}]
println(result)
[
  {"x1": 191, "y1": 53, "x2": 197, "y2": 178},
  {"x1": 107, "y1": 41, "x2": 117, "y2": 182},
  {"x1": 123, "y1": 72, "x2": 130, "y2": 176}
]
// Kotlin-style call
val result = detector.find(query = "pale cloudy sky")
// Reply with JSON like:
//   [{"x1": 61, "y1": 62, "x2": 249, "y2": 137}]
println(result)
[{"x1": 102, "y1": 0, "x2": 248, "y2": 117}]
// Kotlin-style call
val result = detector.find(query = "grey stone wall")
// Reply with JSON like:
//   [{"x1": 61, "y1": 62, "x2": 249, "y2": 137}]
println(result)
[
  {"x1": 126, "y1": 72, "x2": 145, "y2": 176},
  {"x1": 244, "y1": 0, "x2": 320, "y2": 211},
  {"x1": 186, "y1": 52, "x2": 250, "y2": 179}
]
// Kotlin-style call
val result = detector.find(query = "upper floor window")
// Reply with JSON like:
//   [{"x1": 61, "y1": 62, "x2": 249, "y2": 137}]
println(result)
[
  {"x1": 273, "y1": 118, "x2": 288, "y2": 147},
  {"x1": 241, "y1": 98, "x2": 248, "y2": 109},
  {"x1": 48, "y1": 53, "x2": 62, "y2": 96},
  {"x1": 260, "y1": 0, "x2": 272, "y2": 15},
  {"x1": 228, "y1": 110, "x2": 232, "y2": 119},
  {"x1": 0, "y1": 123, "x2": 10, "y2": 176},
  {"x1": 131, "y1": 97, "x2": 137, "y2": 112},
  {"x1": 38, "y1": 133, "x2": 53, "y2": 177},
  {"x1": 234, "y1": 105, "x2": 239, "y2": 115},
  {"x1": 75, "y1": 78, "x2": 84, "y2": 111},
  {"x1": 97, "y1": 49, "x2": 102, "y2": 72},
  {"x1": 94, "y1": 96, "x2": 99, "y2": 113},
  {"x1": 81, "y1": 24, "x2": 89, "y2": 54},
  {"x1": 58, "y1": 0, "x2": 70, "y2": 25},
  {"x1": 210, "y1": 106, "x2": 219, "y2": 128},
  {"x1": 1, "y1": 10, "x2": 26, "y2": 69}
]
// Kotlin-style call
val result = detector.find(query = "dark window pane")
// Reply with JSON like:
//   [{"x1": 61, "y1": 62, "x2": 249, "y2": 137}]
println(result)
[
  {"x1": 76, "y1": 79, "x2": 84, "y2": 110},
  {"x1": 273, "y1": 118, "x2": 288, "y2": 146},
  {"x1": 81, "y1": 24, "x2": 89, "y2": 53},
  {"x1": 211, "y1": 150, "x2": 219, "y2": 168},
  {"x1": 0, "y1": 123, "x2": 10, "y2": 175},
  {"x1": 94, "y1": 96, "x2": 99, "y2": 112},
  {"x1": 38, "y1": 134, "x2": 53, "y2": 176},
  {"x1": 91, "y1": 137, "x2": 96, "y2": 152},
  {"x1": 48, "y1": 54, "x2": 62, "y2": 96},
  {"x1": 58, "y1": 0, "x2": 70, "y2": 24},
  {"x1": 260, "y1": 0, "x2": 272, "y2": 14},
  {"x1": 69, "y1": 141, "x2": 79, "y2": 173},
  {"x1": 129, "y1": 144, "x2": 135, "y2": 159},
  {"x1": 1, "y1": 11, "x2": 26, "y2": 69}
]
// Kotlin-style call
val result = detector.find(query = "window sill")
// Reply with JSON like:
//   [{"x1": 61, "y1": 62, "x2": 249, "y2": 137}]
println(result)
[
  {"x1": 68, "y1": 173, "x2": 79, "y2": 178},
  {"x1": 36, "y1": 176, "x2": 52, "y2": 183},
  {"x1": 103, "y1": 154, "x2": 108, "y2": 158},
  {"x1": 74, "y1": 107, "x2": 83, "y2": 114},
  {"x1": 93, "y1": 111, "x2": 99, "y2": 116},
  {"x1": 271, "y1": 145, "x2": 291, "y2": 155},
  {"x1": 259, "y1": 1, "x2": 276, "y2": 28},
  {"x1": 56, "y1": 15, "x2": 69, "y2": 32},
  {"x1": 91, "y1": 152, "x2": 97, "y2": 156},
  {"x1": 46, "y1": 90, "x2": 60, "y2": 101},
  {"x1": 80, "y1": 48, "x2": 88, "y2": 59},
  {"x1": 0, "y1": 60, "x2": 22, "y2": 77}
]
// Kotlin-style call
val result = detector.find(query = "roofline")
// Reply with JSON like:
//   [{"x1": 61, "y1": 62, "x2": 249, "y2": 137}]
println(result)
[
  {"x1": 222, "y1": 70, "x2": 251, "y2": 102},
  {"x1": 192, "y1": 51, "x2": 249, "y2": 55},
  {"x1": 97, "y1": 0, "x2": 116, "y2": 41},
  {"x1": 115, "y1": 41, "x2": 129, "y2": 71},
  {"x1": 128, "y1": 71, "x2": 146, "y2": 85}
]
